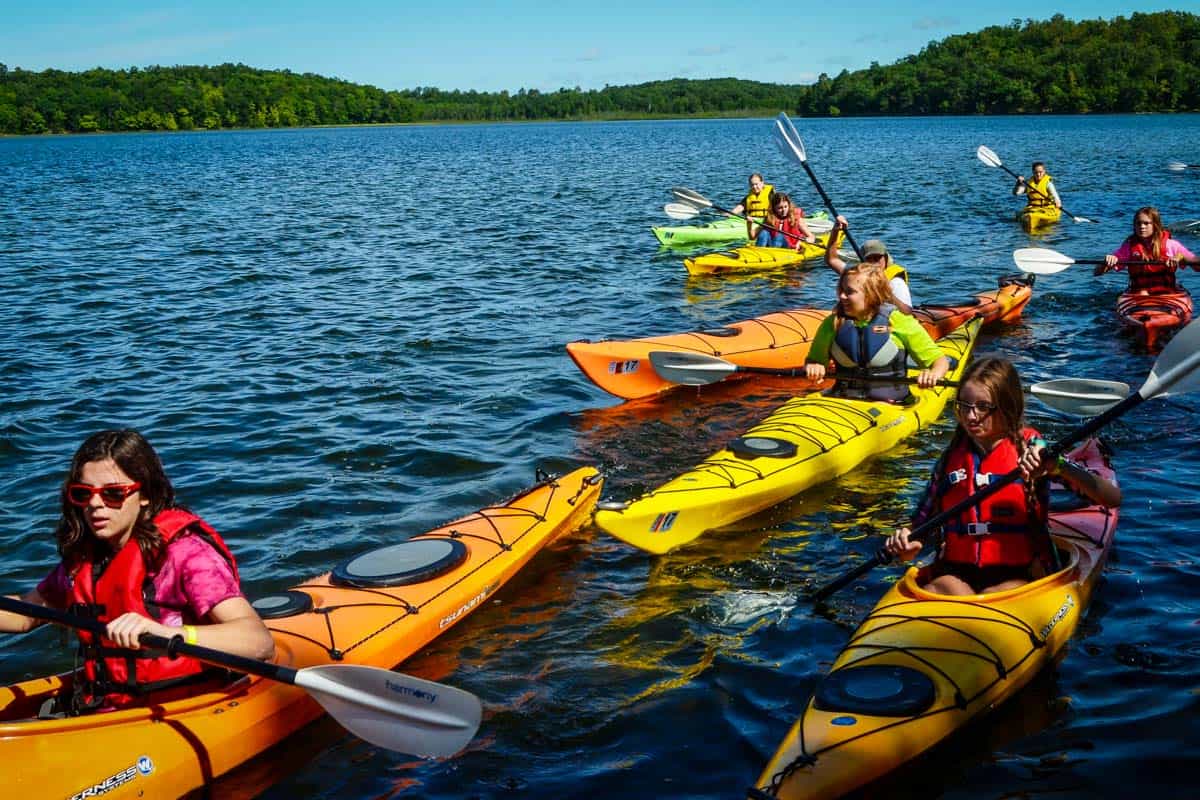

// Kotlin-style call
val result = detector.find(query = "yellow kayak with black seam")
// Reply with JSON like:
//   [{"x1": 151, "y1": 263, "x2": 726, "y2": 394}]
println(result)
[
  {"x1": 593, "y1": 318, "x2": 981, "y2": 554},
  {"x1": 683, "y1": 233, "x2": 833, "y2": 276},
  {"x1": 0, "y1": 468, "x2": 601, "y2": 799},
  {"x1": 750, "y1": 437, "x2": 1118, "y2": 800},
  {"x1": 1019, "y1": 205, "x2": 1061, "y2": 231}
]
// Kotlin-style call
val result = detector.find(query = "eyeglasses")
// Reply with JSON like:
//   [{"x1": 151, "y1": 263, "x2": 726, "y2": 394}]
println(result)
[
  {"x1": 67, "y1": 482, "x2": 141, "y2": 508},
  {"x1": 954, "y1": 400, "x2": 997, "y2": 419}
]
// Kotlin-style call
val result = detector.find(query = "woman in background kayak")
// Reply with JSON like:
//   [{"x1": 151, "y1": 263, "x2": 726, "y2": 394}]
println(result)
[
  {"x1": 804, "y1": 263, "x2": 948, "y2": 403},
  {"x1": 824, "y1": 215, "x2": 913, "y2": 309},
  {"x1": 750, "y1": 191, "x2": 815, "y2": 249},
  {"x1": 0, "y1": 429, "x2": 274, "y2": 712},
  {"x1": 729, "y1": 172, "x2": 773, "y2": 221},
  {"x1": 1013, "y1": 161, "x2": 1062, "y2": 214},
  {"x1": 1096, "y1": 206, "x2": 1200, "y2": 289},
  {"x1": 885, "y1": 357, "x2": 1122, "y2": 595}
]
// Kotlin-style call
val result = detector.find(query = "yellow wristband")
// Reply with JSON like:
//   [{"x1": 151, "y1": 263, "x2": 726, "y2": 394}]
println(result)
[{"x1": 183, "y1": 625, "x2": 198, "y2": 645}]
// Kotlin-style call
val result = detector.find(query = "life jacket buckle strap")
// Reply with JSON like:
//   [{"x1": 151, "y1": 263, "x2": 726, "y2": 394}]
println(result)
[
  {"x1": 947, "y1": 468, "x2": 967, "y2": 485},
  {"x1": 966, "y1": 522, "x2": 990, "y2": 535},
  {"x1": 975, "y1": 472, "x2": 992, "y2": 487}
]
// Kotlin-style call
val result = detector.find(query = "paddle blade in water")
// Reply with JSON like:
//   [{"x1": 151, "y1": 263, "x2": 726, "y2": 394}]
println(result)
[
  {"x1": 1031, "y1": 378, "x2": 1130, "y2": 416},
  {"x1": 976, "y1": 144, "x2": 1002, "y2": 168},
  {"x1": 1139, "y1": 319, "x2": 1200, "y2": 400},
  {"x1": 1167, "y1": 161, "x2": 1190, "y2": 171},
  {"x1": 647, "y1": 350, "x2": 738, "y2": 384},
  {"x1": 773, "y1": 113, "x2": 807, "y2": 163},
  {"x1": 296, "y1": 664, "x2": 482, "y2": 757},
  {"x1": 1012, "y1": 247, "x2": 1074, "y2": 275}
]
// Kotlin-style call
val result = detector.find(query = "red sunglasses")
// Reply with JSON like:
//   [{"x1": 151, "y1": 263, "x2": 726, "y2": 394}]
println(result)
[{"x1": 67, "y1": 482, "x2": 142, "y2": 508}]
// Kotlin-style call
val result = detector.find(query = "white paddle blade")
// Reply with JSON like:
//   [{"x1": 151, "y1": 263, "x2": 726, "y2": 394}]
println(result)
[
  {"x1": 664, "y1": 202, "x2": 701, "y2": 220},
  {"x1": 647, "y1": 350, "x2": 738, "y2": 385},
  {"x1": 297, "y1": 664, "x2": 482, "y2": 757},
  {"x1": 1139, "y1": 319, "x2": 1200, "y2": 400},
  {"x1": 1167, "y1": 161, "x2": 1188, "y2": 171},
  {"x1": 1031, "y1": 379, "x2": 1130, "y2": 416},
  {"x1": 976, "y1": 144, "x2": 1002, "y2": 168},
  {"x1": 773, "y1": 113, "x2": 806, "y2": 163},
  {"x1": 671, "y1": 186, "x2": 712, "y2": 208},
  {"x1": 1012, "y1": 247, "x2": 1074, "y2": 275},
  {"x1": 1167, "y1": 219, "x2": 1200, "y2": 235}
]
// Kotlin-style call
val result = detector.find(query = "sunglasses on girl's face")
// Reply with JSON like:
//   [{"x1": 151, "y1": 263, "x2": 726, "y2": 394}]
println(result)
[{"x1": 66, "y1": 482, "x2": 141, "y2": 508}]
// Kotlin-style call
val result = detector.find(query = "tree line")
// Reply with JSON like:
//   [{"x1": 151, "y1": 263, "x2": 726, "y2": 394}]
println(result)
[{"x1": 2, "y1": 11, "x2": 1197, "y2": 136}]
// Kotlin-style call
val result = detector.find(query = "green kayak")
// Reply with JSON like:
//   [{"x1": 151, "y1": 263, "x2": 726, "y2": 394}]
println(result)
[{"x1": 652, "y1": 216, "x2": 749, "y2": 246}]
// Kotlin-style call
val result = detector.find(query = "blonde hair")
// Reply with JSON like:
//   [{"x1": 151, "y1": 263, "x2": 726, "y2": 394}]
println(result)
[{"x1": 838, "y1": 263, "x2": 894, "y2": 318}]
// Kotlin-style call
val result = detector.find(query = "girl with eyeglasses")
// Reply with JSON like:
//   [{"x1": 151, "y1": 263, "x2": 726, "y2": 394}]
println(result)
[
  {"x1": 0, "y1": 429, "x2": 274, "y2": 712},
  {"x1": 750, "y1": 190, "x2": 815, "y2": 249},
  {"x1": 885, "y1": 357, "x2": 1121, "y2": 595},
  {"x1": 1095, "y1": 206, "x2": 1200, "y2": 289}
]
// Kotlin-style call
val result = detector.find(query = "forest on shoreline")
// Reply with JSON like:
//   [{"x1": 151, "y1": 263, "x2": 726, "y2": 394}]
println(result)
[{"x1": 2, "y1": 11, "x2": 1197, "y2": 136}]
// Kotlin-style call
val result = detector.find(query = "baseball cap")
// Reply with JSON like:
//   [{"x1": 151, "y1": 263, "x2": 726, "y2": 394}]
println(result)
[{"x1": 861, "y1": 239, "x2": 889, "y2": 258}]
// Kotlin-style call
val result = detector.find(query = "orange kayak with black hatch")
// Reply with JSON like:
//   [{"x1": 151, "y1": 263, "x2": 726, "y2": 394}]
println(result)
[
  {"x1": 566, "y1": 274, "x2": 1033, "y2": 399},
  {"x1": 1116, "y1": 286, "x2": 1193, "y2": 351},
  {"x1": 0, "y1": 468, "x2": 601, "y2": 799}
]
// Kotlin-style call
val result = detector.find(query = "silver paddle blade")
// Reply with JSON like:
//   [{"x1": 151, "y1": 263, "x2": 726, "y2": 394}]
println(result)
[
  {"x1": 297, "y1": 664, "x2": 482, "y2": 757},
  {"x1": 647, "y1": 350, "x2": 737, "y2": 385},
  {"x1": 664, "y1": 202, "x2": 702, "y2": 220},
  {"x1": 773, "y1": 113, "x2": 807, "y2": 163},
  {"x1": 976, "y1": 144, "x2": 1002, "y2": 167},
  {"x1": 1012, "y1": 247, "x2": 1074, "y2": 275},
  {"x1": 671, "y1": 186, "x2": 711, "y2": 208},
  {"x1": 1167, "y1": 161, "x2": 1189, "y2": 171},
  {"x1": 1031, "y1": 378, "x2": 1130, "y2": 416},
  {"x1": 1141, "y1": 318, "x2": 1200, "y2": 400}
]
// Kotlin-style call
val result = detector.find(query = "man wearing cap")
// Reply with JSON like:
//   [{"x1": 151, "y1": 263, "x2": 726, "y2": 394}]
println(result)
[{"x1": 825, "y1": 215, "x2": 913, "y2": 310}]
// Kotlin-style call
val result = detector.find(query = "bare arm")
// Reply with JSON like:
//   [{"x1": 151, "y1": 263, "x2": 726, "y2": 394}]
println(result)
[
  {"x1": 0, "y1": 588, "x2": 52, "y2": 634},
  {"x1": 826, "y1": 215, "x2": 849, "y2": 274},
  {"x1": 104, "y1": 596, "x2": 275, "y2": 661}
]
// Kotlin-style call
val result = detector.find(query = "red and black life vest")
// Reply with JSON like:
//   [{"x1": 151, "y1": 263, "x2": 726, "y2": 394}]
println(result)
[
  {"x1": 828, "y1": 305, "x2": 909, "y2": 402},
  {"x1": 68, "y1": 508, "x2": 239, "y2": 708},
  {"x1": 1126, "y1": 231, "x2": 1177, "y2": 292},
  {"x1": 767, "y1": 208, "x2": 807, "y2": 248},
  {"x1": 938, "y1": 430, "x2": 1049, "y2": 568}
]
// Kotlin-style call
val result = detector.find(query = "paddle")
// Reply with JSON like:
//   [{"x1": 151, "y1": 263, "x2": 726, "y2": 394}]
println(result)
[
  {"x1": 812, "y1": 317, "x2": 1200, "y2": 601},
  {"x1": 670, "y1": 186, "x2": 828, "y2": 249},
  {"x1": 0, "y1": 594, "x2": 481, "y2": 757},
  {"x1": 664, "y1": 202, "x2": 717, "y2": 220},
  {"x1": 1167, "y1": 161, "x2": 1200, "y2": 171},
  {"x1": 772, "y1": 112, "x2": 863, "y2": 258},
  {"x1": 647, "y1": 351, "x2": 1131, "y2": 415},
  {"x1": 975, "y1": 145, "x2": 1096, "y2": 224},
  {"x1": 1013, "y1": 247, "x2": 1166, "y2": 276}
]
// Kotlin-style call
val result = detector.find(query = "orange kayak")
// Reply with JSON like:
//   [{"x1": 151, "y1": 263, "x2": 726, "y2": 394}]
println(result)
[
  {"x1": 566, "y1": 274, "x2": 1033, "y2": 399},
  {"x1": 0, "y1": 468, "x2": 601, "y2": 799},
  {"x1": 1116, "y1": 286, "x2": 1193, "y2": 351}
]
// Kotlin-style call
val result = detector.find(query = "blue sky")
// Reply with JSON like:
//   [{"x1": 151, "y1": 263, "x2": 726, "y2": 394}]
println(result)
[{"x1": 3, "y1": 2, "x2": 1196, "y2": 92}]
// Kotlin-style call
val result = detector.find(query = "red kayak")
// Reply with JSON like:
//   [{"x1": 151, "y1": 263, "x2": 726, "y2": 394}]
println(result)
[{"x1": 1116, "y1": 287, "x2": 1193, "y2": 351}]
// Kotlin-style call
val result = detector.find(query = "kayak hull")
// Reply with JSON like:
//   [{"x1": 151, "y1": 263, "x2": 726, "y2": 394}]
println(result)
[
  {"x1": 1018, "y1": 206, "x2": 1062, "y2": 230},
  {"x1": 653, "y1": 216, "x2": 749, "y2": 246},
  {"x1": 684, "y1": 237, "x2": 831, "y2": 275},
  {"x1": 594, "y1": 319, "x2": 981, "y2": 553},
  {"x1": 567, "y1": 275, "x2": 1030, "y2": 400},
  {"x1": 0, "y1": 468, "x2": 602, "y2": 799},
  {"x1": 1116, "y1": 287, "x2": 1193, "y2": 351},
  {"x1": 751, "y1": 438, "x2": 1118, "y2": 800}
]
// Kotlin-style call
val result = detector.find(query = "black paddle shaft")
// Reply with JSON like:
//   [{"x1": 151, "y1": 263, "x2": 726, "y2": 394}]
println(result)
[
  {"x1": 812, "y1": 390, "x2": 1143, "y2": 601},
  {"x1": 796, "y1": 160, "x2": 862, "y2": 259}
]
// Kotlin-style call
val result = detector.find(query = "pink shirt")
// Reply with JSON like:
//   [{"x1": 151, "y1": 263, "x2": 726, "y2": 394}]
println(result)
[
  {"x1": 1110, "y1": 238, "x2": 1195, "y2": 267},
  {"x1": 37, "y1": 535, "x2": 243, "y2": 625}
]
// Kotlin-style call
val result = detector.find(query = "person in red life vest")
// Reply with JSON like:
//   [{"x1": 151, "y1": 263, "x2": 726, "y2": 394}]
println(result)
[
  {"x1": 750, "y1": 191, "x2": 815, "y2": 249},
  {"x1": 0, "y1": 429, "x2": 274, "y2": 712},
  {"x1": 1095, "y1": 206, "x2": 1200, "y2": 291},
  {"x1": 885, "y1": 358, "x2": 1122, "y2": 595}
]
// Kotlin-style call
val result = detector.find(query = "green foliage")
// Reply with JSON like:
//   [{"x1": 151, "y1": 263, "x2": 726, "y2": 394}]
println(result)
[{"x1": 1, "y1": 12, "x2": 1198, "y2": 134}]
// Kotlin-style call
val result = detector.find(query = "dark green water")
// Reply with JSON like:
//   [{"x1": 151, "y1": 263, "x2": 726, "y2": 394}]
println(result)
[{"x1": 1, "y1": 115, "x2": 1198, "y2": 798}]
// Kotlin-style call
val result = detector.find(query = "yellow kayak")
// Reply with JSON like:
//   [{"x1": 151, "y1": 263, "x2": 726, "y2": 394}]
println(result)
[
  {"x1": 1018, "y1": 205, "x2": 1061, "y2": 231},
  {"x1": 683, "y1": 234, "x2": 831, "y2": 276},
  {"x1": 750, "y1": 437, "x2": 1118, "y2": 800},
  {"x1": 594, "y1": 318, "x2": 981, "y2": 554}
]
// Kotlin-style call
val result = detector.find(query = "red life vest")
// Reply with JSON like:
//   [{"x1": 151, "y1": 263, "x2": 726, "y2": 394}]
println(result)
[
  {"x1": 1126, "y1": 231, "x2": 1177, "y2": 292},
  {"x1": 68, "y1": 508, "x2": 239, "y2": 708},
  {"x1": 938, "y1": 430, "x2": 1049, "y2": 568},
  {"x1": 768, "y1": 208, "x2": 807, "y2": 248}
]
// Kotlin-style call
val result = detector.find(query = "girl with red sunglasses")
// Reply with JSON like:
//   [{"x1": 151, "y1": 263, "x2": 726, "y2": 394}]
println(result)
[{"x1": 0, "y1": 429, "x2": 274, "y2": 712}]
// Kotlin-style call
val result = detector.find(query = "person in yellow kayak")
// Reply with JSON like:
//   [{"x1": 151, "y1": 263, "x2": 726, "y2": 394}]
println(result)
[
  {"x1": 750, "y1": 190, "x2": 816, "y2": 249},
  {"x1": 803, "y1": 263, "x2": 948, "y2": 403},
  {"x1": 885, "y1": 357, "x2": 1122, "y2": 595},
  {"x1": 1095, "y1": 206, "x2": 1200, "y2": 288},
  {"x1": 1013, "y1": 161, "x2": 1061, "y2": 216},
  {"x1": 0, "y1": 429, "x2": 275, "y2": 713},
  {"x1": 824, "y1": 215, "x2": 913, "y2": 309}
]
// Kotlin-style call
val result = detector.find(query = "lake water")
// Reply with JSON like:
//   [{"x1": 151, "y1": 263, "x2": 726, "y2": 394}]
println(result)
[{"x1": 2, "y1": 114, "x2": 1198, "y2": 798}]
